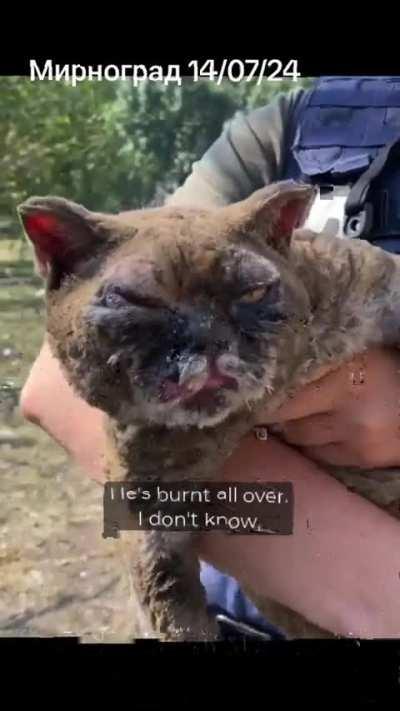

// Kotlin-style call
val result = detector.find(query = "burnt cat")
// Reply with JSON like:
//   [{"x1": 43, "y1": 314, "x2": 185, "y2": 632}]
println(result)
[{"x1": 18, "y1": 181, "x2": 400, "y2": 640}]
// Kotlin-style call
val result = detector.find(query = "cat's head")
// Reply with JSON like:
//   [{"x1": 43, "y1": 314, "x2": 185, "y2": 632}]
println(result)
[{"x1": 18, "y1": 180, "x2": 316, "y2": 428}]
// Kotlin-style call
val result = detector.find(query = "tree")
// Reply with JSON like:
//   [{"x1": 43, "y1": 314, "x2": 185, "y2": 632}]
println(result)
[{"x1": 0, "y1": 77, "x2": 311, "y2": 234}]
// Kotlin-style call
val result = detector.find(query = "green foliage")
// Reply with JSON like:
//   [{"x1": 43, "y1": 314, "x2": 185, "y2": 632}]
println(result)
[{"x1": 0, "y1": 77, "x2": 312, "y2": 234}]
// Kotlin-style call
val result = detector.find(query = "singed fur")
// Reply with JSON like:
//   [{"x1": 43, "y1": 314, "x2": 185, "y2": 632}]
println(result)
[{"x1": 19, "y1": 182, "x2": 400, "y2": 640}]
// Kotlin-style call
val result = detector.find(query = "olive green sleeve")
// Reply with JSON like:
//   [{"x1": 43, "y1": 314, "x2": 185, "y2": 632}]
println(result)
[{"x1": 167, "y1": 87, "x2": 307, "y2": 208}]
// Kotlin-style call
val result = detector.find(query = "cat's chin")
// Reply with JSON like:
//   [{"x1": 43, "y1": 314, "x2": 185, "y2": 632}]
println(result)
[
  {"x1": 156, "y1": 385, "x2": 265, "y2": 429},
  {"x1": 115, "y1": 376, "x2": 267, "y2": 429},
  {"x1": 163, "y1": 403, "x2": 237, "y2": 429}
]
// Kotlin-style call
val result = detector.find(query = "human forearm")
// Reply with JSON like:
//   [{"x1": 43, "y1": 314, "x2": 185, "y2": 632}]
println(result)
[
  {"x1": 20, "y1": 339, "x2": 107, "y2": 483},
  {"x1": 21, "y1": 349, "x2": 400, "y2": 638},
  {"x1": 198, "y1": 434, "x2": 400, "y2": 638}
]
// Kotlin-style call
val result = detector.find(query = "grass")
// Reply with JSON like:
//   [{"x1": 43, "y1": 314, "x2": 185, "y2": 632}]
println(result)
[
  {"x1": 0, "y1": 249, "x2": 135, "y2": 641},
  {"x1": 0, "y1": 246, "x2": 45, "y2": 399}
]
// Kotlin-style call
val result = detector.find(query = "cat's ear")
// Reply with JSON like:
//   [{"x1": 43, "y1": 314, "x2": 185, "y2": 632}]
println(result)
[
  {"x1": 239, "y1": 181, "x2": 317, "y2": 252},
  {"x1": 18, "y1": 196, "x2": 113, "y2": 281}
]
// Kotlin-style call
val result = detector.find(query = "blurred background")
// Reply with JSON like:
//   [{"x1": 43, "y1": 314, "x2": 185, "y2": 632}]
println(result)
[{"x1": 0, "y1": 77, "x2": 310, "y2": 640}]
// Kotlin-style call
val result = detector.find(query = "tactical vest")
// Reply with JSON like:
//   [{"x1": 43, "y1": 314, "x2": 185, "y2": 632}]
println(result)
[{"x1": 283, "y1": 76, "x2": 400, "y2": 253}]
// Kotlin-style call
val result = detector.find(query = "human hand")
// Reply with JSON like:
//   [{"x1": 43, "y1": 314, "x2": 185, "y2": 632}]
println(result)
[
  {"x1": 20, "y1": 341, "x2": 400, "y2": 637},
  {"x1": 261, "y1": 347, "x2": 400, "y2": 469}
]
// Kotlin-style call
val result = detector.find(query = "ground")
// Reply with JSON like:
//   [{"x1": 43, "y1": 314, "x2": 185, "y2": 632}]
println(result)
[{"x1": 0, "y1": 242, "x2": 137, "y2": 642}]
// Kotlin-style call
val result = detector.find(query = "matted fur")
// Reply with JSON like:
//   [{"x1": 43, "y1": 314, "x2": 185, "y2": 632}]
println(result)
[{"x1": 18, "y1": 181, "x2": 400, "y2": 640}]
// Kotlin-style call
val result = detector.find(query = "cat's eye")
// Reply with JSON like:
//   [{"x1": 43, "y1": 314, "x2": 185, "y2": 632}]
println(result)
[
  {"x1": 238, "y1": 285, "x2": 268, "y2": 304},
  {"x1": 101, "y1": 285, "x2": 165, "y2": 310},
  {"x1": 103, "y1": 290, "x2": 130, "y2": 309}
]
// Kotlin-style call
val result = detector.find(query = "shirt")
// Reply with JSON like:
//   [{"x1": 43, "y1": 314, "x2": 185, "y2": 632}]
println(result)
[{"x1": 166, "y1": 86, "x2": 350, "y2": 238}]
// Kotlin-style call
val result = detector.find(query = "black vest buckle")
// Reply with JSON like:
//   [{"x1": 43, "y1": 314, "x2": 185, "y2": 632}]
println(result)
[{"x1": 343, "y1": 202, "x2": 374, "y2": 239}]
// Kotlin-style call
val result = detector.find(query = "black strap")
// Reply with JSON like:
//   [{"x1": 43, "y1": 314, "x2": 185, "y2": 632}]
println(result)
[
  {"x1": 345, "y1": 136, "x2": 400, "y2": 218},
  {"x1": 215, "y1": 613, "x2": 280, "y2": 641}
]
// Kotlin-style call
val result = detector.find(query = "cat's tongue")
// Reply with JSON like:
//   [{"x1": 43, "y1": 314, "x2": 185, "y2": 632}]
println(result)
[
  {"x1": 186, "y1": 365, "x2": 235, "y2": 393},
  {"x1": 160, "y1": 358, "x2": 237, "y2": 403}
]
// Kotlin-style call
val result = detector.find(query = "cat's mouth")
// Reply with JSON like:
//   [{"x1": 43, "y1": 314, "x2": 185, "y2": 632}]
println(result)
[{"x1": 159, "y1": 358, "x2": 238, "y2": 409}]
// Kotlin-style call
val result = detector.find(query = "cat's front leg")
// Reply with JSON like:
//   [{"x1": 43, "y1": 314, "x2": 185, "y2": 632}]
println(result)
[
  {"x1": 112, "y1": 419, "x2": 251, "y2": 642},
  {"x1": 120, "y1": 528, "x2": 219, "y2": 641}
]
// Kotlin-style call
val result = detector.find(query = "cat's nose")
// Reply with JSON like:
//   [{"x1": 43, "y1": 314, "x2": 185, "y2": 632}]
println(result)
[
  {"x1": 181, "y1": 311, "x2": 231, "y2": 355},
  {"x1": 188, "y1": 332, "x2": 230, "y2": 356},
  {"x1": 213, "y1": 338, "x2": 230, "y2": 352},
  {"x1": 185, "y1": 314, "x2": 213, "y2": 352}
]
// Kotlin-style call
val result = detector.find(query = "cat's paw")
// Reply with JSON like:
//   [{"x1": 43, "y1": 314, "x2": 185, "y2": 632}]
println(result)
[{"x1": 163, "y1": 617, "x2": 220, "y2": 643}]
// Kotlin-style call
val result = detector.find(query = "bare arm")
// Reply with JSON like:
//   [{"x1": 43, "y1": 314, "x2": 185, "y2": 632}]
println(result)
[
  {"x1": 199, "y1": 434, "x2": 400, "y2": 639},
  {"x1": 20, "y1": 339, "x2": 107, "y2": 483},
  {"x1": 20, "y1": 341, "x2": 400, "y2": 638}
]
